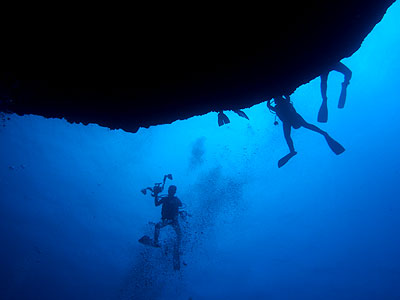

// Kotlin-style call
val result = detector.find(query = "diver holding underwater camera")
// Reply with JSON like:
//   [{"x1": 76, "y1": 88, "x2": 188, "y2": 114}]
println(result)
[
  {"x1": 141, "y1": 174, "x2": 173, "y2": 197},
  {"x1": 139, "y1": 174, "x2": 184, "y2": 270}
]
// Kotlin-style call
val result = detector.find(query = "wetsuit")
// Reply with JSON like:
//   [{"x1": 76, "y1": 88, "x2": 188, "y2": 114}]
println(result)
[
  {"x1": 268, "y1": 96, "x2": 328, "y2": 154},
  {"x1": 154, "y1": 195, "x2": 182, "y2": 245},
  {"x1": 273, "y1": 99, "x2": 305, "y2": 129}
]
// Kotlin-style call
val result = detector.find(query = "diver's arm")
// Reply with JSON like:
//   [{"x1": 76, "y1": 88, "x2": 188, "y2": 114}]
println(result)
[
  {"x1": 154, "y1": 193, "x2": 163, "y2": 206},
  {"x1": 267, "y1": 100, "x2": 276, "y2": 111}
]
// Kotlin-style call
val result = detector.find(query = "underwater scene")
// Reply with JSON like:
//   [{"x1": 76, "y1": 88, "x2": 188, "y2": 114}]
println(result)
[{"x1": 1, "y1": 3, "x2": 400, "y2": 300}]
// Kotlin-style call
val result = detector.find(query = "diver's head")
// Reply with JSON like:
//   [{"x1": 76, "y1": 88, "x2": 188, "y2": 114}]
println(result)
[{"x1": 168, "y1": 185, "x2": 177, "y2": 196}]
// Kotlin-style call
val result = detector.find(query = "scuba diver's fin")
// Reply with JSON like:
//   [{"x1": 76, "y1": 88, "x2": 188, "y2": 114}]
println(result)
[
  {"x1": 325, "y1": 135, "x2": 345, "y2": 155},
  {"x1": 138, "y1": 235, "x2": 160, "y2": 248},
  {"x1": 278, "y1": 151, "x2": 297, "y2": 168},
  {"x1": 338, "y1": 82, "x2": 348, "y2": 109},
  {"x1": 318, "y1": 100, "x2": 328, "y2": 123},
  {"x1": 233, "y1": 109, "x2": 249, "y2": 120},
  {"x1": 218, "y1": 111, "x2": 230, "y2": 126}
]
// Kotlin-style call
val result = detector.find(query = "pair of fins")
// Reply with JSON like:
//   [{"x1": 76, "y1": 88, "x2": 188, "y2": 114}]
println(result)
[
  {"x1": 218, "y1": 110, "x2": 249, "y2": 126},
  {"x1": 278, "y1": 135, "x2": 345, "y2": 168},
  {"x1": 318, "y1": 84, "x2": 348, "y2": 123}
]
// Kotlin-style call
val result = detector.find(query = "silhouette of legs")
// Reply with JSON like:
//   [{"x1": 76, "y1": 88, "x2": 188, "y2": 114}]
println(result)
[
  {"x1": 172, "y1": 222, "x2": 182, "y2": 270},
  {"x1": 154, "y1": 220, "x2": 168, "y2": 245},
  {"x1": 320, "y1": 72, "x2": 329, "y2": 101},
  {"x1": 153, "y1": 219, "x2": 182, "y2": 270},
  {"x1": 299, "y1": 118, "x2": 345, "y2": 155},
  {"x1": 283, "y1": 123, "x2": 295, "y2": 153},
  {"x1": 278, "y1": 123, "x2": 297, "y2": 167},
  {"x1": 318, "y1": 72, "x2": 329, "y2": 122},
  {"x1": 302, "y1": 121, "x2": 328, "y2": 137},
  {"x1": 334, "y1": 62, "x2": 352, "y2": 108},
  {"x1": 172, "y1": 221, "x2": 182, "y2": 248},
  {"x1": 277, "y1": 115, "x2": 344, "y2": 168},
  {"x1": 318, "y1": 62, "x2": 352, "y2": 122},
  {"x1": 154, "y1": 219, "x2": 181, "y2": 247}
]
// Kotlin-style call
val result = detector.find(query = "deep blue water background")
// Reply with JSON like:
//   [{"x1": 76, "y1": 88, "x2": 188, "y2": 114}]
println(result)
[{"x1": 1, "y1": 4, "x2": 400, "y2": 300}]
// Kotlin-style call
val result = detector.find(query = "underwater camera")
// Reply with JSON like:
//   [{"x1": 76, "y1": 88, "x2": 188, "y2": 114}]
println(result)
[{"x1": 141, "y1": 174, "x2": 173, "y2": 197}]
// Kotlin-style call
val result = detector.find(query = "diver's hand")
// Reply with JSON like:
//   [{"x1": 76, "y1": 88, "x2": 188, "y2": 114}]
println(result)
[{"x1": 153, "y1": 185, "x2": 162, "y2": 195}]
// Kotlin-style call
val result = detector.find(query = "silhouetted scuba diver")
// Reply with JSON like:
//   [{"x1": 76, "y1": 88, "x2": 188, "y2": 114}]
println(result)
[
  {"x1": 152, "y1": 185, "x2": 182, "y2": 248},
  {"x1": 267, "y1": 95, "x2": 345, "y2": 167},
  {"x1": 318, "y1": 61, "x2": 352, "y2": 123},
  {"x1": 218, "y1": 109, "x2": 249, "y2": 126},
  {"x1": 139, "y1": 174, "x2": 183, "y2": 270}
]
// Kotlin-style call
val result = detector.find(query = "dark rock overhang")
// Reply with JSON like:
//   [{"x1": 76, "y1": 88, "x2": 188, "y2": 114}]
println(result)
[{"x1": 0, "y1": 0, "x2": 396, "y2": 133}]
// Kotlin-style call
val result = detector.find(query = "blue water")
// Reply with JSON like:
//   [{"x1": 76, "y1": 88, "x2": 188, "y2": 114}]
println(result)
[{"x1": 1, "y1": 4, "x2": 400, "y2": 300}]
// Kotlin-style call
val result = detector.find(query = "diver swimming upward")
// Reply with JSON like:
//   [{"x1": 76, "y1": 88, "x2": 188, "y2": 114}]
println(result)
[{"x1": 267, "y1": 94, "x2": 345, "y2": 167}]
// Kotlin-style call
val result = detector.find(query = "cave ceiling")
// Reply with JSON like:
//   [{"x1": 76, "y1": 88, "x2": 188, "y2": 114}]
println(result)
[{"x1": 0, "y1": 0, "x2": 396, "y2": 133}]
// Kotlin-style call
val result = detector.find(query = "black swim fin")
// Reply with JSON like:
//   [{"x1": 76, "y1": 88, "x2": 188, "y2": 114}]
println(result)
[
  {"x1": 278, "y1": 151, "x2": 297, "y2": 168},
  {"x1": 318, "y1": 100, "x2": 328, "y2": 123},
  {"x1": 138, "y1": 235, "x2": 160, "y2": 247},
  {"x1": 233, "y1": 109, "x2": 249, "y2": 120},
  {"x1": 338, "y1": 82, "x2": 348, "y2": 109},
  {"x1": 218, "y1": 112, "x2": 230, "y2": 126},
  {"x1": 325, "y1": 135, "x2": 345, "y2": 155}
]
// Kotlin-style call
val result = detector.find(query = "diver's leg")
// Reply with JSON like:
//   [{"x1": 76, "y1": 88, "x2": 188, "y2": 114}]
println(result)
[
  {"x1": 299, "y1": 115, "x2": 345, "y2": 154},
  {"x1": 333, "y1": 62, "x2": 352, "y2": 108},
  {"x1": 153, "y1": 222, "x2": 161, "y2": 245},
  {"x1": 172, "y1": 221, "x2": 182, "y2": 270},
  {"x1": 283, "y1": 123, "x2": 295, "y2": 153},
  {"x1": 300, "y1": 117, "x2": 328, "y2": 137},
  {"x1": 172, "y1": 221, "x2": 182, "y2": 247},
  {"x1": 154, "y1": 220, "x2": 167, "y2": 245},
  {"x1": 278, "y1": 123, "x2": 297, "y2": 167},
  {"x1": 320, "y1": 72, "x2": 329, "y2": 101},
  {"x1": 318, "y1": 73, "x2": 329, "y2": 122},
  {"x1": 172, "y1": 221, "x2": 182, "y2": 259},
  {"x1": 333, "y1": 62, "x2": 352, "y2": 85}
]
